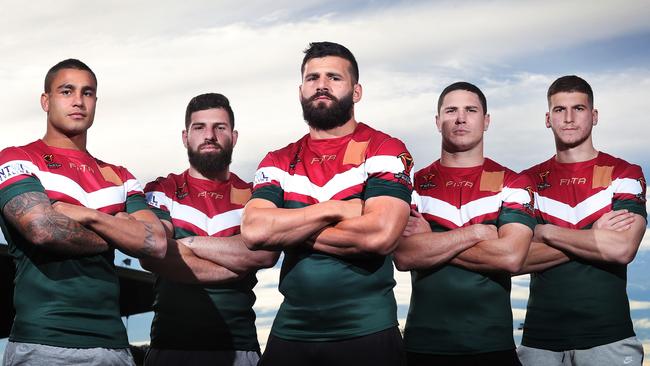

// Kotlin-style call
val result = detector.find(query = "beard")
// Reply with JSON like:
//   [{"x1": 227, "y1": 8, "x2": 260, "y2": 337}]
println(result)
[
  {"x1": 187, "y1": 141, "x2": 233, "y2": 178},
  {"x1": 301, "y1": 90, "x2": 354, "y2": 131}
]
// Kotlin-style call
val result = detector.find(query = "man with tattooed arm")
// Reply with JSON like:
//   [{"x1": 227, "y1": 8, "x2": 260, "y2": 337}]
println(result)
[{"x1": 0, "y1": 59, "x2": 167, "y2": 366}]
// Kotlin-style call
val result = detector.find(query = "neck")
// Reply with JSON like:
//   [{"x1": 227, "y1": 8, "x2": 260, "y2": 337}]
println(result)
[
  {"x1": 42, "y1": 130, "x2": 87, "y2": 151},
  {"x1": 439, "y1": 142, "x2": 484, "y2": 168},
  {"x1": 309, "y1": 118, "x2": 357, "y2": 140},
  {"x1": 555, "y1": 137, "x2": 598, "y2": 163},
  {"x1": 188, "y1": 165, "x2": 230, "y2": 182}
]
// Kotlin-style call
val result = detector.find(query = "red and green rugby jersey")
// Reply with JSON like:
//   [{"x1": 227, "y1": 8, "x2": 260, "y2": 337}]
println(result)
[
  {"x1": 521, "y1": 152, "x2": 647, "y2": 350},
  {"x1": 252, "y1": 122, "x2": 413, "y2": 341},
  {"x1": 404, "y1": 158, "x2": 536, "y2": 355},
  {"x1": 0, "y1": 139, "x2": 149, "y2": 348},
  {"x1": 144, "y1": 171, "x2": 259, "y2": 351}
]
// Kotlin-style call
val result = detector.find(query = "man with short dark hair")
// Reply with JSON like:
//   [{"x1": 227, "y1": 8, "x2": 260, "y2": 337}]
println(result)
[
  {"x1": 140, "y1": 93, "x2": 276, "y2": 366},
  {"x1": 518, "y1": 75, "x2": 647, "y2": 366},
  {"x1": 394, "y1": 81, "x2": 535, "y2": 366},
  {"x1": 0, "y1": 59, "x2": 167, "y2": 365},
  {"x1": 242, "y1": 41, "x2": 413, "y2": 366}
]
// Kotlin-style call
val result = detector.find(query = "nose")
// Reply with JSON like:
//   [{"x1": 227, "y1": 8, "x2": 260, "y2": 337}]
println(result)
[
  {"x1": 316, "y1": 77, "x2": 329, "y2": 92},
  {"x1": 204, "y1": 127, "x2": 218, "y2": 142},
  {"x1": 564, "y1": 109, "x2": 574, "y2": 123},
  {"x1": 72, "y1": 91, "x2": 85, "y2": 108},
  {"x1": 455, "y1": 110, "x2": 466, "y2": 124}
]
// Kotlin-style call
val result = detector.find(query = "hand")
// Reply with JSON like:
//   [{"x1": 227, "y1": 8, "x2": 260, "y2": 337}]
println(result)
[
  {"x1": 115, "y1": 212, "x2": 136, "y2": 220},
  {"x1": 402, "y1": 209, "x2": 431, "y2": 237},
  {"x1": 474, "y1": 224, "x2": 498, "y2": 241},
  {"x1": 593, "y1": 210, "x2": 635, "y2": 232},
  {"x1": 52, "y1": 201, "x2": 96, "y2": 225}
]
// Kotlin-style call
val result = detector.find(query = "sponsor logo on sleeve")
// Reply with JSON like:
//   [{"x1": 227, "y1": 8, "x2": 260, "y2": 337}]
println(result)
[
  {"x1": 637, "y1": 177, "x2": 647, "y2": 203},
  {"x1": 146, "y1": 192, "x2": 160, "y2": 208},
  {"x1": 524, "y1": 186, "x2": 535, "y2": 213},
  {"x1": 0, "y1": 162, "x2": 32, "y2": 184}
]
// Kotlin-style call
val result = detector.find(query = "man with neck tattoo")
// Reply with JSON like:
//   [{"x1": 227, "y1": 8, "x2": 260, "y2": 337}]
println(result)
[
  {"x1": 140, "y1": 93, "x2": 277, "y2": 366},
  {"x1": 0, "y1": 59, "x2": 167, "y2": 366},
  {"x1": 242, "y1": 41, "x2": 413, "y2": 366}
]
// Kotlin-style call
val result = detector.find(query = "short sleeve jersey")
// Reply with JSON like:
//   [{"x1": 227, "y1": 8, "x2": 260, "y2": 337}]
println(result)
[
  {"x1": 251, "y1": 122, "x2": 413, "y2": 341},
  {"x1": 144, "y1": 171, "x2": 259, "y2": 351},
  {"x1": 404, "y1": 158, "x2": 536, "y2": 355},
  {"x1": 521, "y1": 152, "x2": 647, "y2": 350},
  {"x1": 0, "y1": 139, "x2": 149, "y2": 348}
]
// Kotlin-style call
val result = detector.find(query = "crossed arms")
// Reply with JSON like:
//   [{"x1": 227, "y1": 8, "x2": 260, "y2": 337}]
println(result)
[
  {"x1": 139, "y1": 218, "x2": 278, "y2": 285},
  {"x1": 2, "y1": 191, "x2": 167, "y2": 258},
  {"x1": 241, "y1": 195, "x2": 410, "y2": 257},
  {"x1": 393, "y1": 209, "x2": 533, "y2": 273},
  {"x1": 518, "y1": 209, "x2": 645, "y2": 273}
]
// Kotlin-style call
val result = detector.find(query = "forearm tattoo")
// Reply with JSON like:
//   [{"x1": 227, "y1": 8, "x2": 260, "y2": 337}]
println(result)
[
  {"x1": 3, "y1": 192, "x2": 108, "y2": 255},
  {"x1": 141, "y1": 222, "x2": 157, "y2": 256}
]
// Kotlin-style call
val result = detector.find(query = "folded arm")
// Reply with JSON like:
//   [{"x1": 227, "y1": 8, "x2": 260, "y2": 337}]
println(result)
[
  {"x1": 180, "y1": 234, "x2": 279, "y2": 274},
  {"x1": 450, "y1": 222, "x2": 533, "y2": 273},
  {"x1": 310, "y1": 196, "x2": 410, "y2": 257},
  {"x1": 535, "y1": 209, "x2": 645, "y2": 265},
  {"x1": 53, "y1": 202, "x2": 167, "y2": 259},
  {"x1": 241, "y1": 198, "x2": 361, "y2": 250},
  {"x1": 393, "y1": 209, "x2": 498, "y2": 271},
  {"x1": 2, "y1": 191, "x2": 109, "y2": 256}
]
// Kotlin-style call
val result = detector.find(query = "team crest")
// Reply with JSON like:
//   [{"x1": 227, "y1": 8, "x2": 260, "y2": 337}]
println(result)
[
  {"x1": 537, "y1": 170, "x2": 551, "y2": 191},
  {"x1": 419, "y1": 172, "x2": 437, "y2": 190},
  {"x1": 289, "y1": 146, "x2": 303, "y2": 174},
  {"x1": 175, "y1": 182, "x2": 188, "y2": 200},
  {"x1": 394, "y1": 152, "x2": 414, "y2": 185},
  {"x1": 43, "y1": 154, "x2": 61, "y2": 169}
]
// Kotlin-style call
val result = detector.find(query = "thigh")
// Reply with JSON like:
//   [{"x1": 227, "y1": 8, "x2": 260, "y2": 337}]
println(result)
[
  {"x1": 323, "y1": 327, "x2": 405, "y2": 366},
  {"x1": 407, "y1": 349, "x2": 520, "y2": 366},
  {"x1": 3, "y1": 342, "x2": 134, "y2": 366},
  {"x1": 572, "y1": 337, "x2": 644, "y2": 366},
  {"x1": 517, "y1": 345, "x2": 569, "y2": 366},
  {"x1": 146, "y1": 349, "x2": 259, "y2": 366},
  {"x1": 259, "y1": 336, "x2": 313, "y2": 366}
]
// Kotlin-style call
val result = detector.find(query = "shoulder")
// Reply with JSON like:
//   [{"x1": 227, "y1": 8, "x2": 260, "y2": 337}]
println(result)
[{"x1": 144, "y1": 171, "x2": 186, "y2": 193}]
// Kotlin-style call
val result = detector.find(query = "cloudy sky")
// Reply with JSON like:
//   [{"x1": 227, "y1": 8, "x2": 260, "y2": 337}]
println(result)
[
  {"x1": 1, "y1": 0, "x2": 649, "y2": 184},
  {"x1": 1, "y1": 0, "x2": 650, "y2": 358}
]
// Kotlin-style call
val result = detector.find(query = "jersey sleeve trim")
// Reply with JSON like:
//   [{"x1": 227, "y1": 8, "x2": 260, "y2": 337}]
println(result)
[{"x1": 0, "y1": 177, "x2": 45, "y2": 210}]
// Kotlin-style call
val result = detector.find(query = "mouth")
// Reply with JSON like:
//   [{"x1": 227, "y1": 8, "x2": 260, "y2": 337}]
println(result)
[
  {"x1": 68, "y1": 112, "x2": 86, "y2": 119},
  {"x1": 199, "y1": 143, "x2": 221, "y2": 152}
]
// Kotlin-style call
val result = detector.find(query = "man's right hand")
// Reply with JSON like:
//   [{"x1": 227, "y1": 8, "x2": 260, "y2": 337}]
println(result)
[{"x1": 593, "y1": 209, "x2": 635, "y2": 232}]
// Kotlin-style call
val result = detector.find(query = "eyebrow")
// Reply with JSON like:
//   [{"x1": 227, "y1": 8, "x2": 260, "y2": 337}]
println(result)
[{"x1": 55, "y1": 83, "x2": 96, "y2": 93}]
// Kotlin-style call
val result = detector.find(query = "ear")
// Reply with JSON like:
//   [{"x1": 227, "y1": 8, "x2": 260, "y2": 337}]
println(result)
[
  {"x1": 232, "y1": 129, "x2": 239, "y2": 148},
  {"x1": 483, "y1": 114, "x2": 491, "y2": 131},
  {"x1": 298, "y1": 85, "x2": 303, "y2": 101},
  {"x1": 40, "y1": 93, "x2": 49, "y2": 112},
  {"x1": 352, "y1": 83, "x2": 362, "y2": 103},
  {"x1": 545, "y1": 112, "x2": 551, "y2": 128},
  {"x1": 592, "y1": 108, "x2": 598, "y2": 126},
  {"x1": 182, "y1": 129, "x2": 189, "y2": 149},
  {"x1": 435, "y1": 115, "x2": 442, "y2": 133}
]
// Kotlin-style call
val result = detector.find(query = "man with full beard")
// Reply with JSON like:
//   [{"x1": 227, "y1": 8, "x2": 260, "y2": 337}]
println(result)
[
  {"x1": 139, "y1": 93, "x2": 277, "y2": 366},
  {"x1": 241, "y1": 42, "x2": 413, "y2": 366}
]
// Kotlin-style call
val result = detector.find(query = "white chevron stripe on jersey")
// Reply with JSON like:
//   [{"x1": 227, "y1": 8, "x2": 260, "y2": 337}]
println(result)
[
  {"x1": 419, "y1": 194, "x2": 502, "y2": 227},
  {"x1": 535, "y1": 177, "x2": 642, "y2": 225},
  {"x1": 7, "y1": 159, "x2": 138, "y2": 209},
  {"x1": 416, "y1": 187, "x2": 528, "y2": 227},
  {"x1": 147, "y1": 190, "x2": 242, "y2": 235},
  {"x1": 255, "y1": 155, "x2": 405, "y2": 202}
]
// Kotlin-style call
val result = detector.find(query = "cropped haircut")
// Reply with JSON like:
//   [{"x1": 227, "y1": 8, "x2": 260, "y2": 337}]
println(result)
[
  {"x1": 44, "y1": 59, "x2": 97, "y2": 93},
  {"x1": 301, "y1": 42, "x2": 359, "y2": 84},
  {"x1": 547, "y1": 75, "x2": 594, "y2": 108},
  {"x1": 184, "y1": 93, "x2": 235, "y2": 129},
  {"x1": 437, "y1": 81, "x2": 487, "y2": 114}
]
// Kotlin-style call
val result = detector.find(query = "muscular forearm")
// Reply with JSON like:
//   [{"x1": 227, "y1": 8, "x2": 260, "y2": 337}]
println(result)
[
  {"x1": 536, "y1": 217, "x2": 645, "y2": 265},
  {"x1": 311, "y1": 197, "x2": 410, "y2": 256},
  {"x1": 517, "y1": 241, "x2": 570, "y2": 274},
  {"x1": 180, "y1": 235, "x2": 278, "y2": 274},
  {"x1": 393, "y1": 225, "x2": 487, "y2": 271},
  {"x1": 60, "y1": 206, "x2": 167, "y2": 259},
  {"x1": 140, "y1": 239, "x2": 241, "y2": 284},
  {"x1": 241, "y1": 199, "x2": 357, "y2": 250},
  {"x1": 451, "y1": 223, "x2": 532, "y2": 273},
  {"x1": 3, "y1": 191, "x2": 109, "y2": 256}
]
